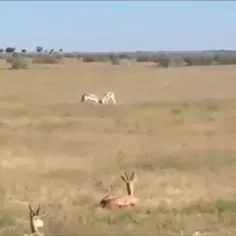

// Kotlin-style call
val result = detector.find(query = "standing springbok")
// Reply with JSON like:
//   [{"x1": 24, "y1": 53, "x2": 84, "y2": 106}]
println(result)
[
  {"x1": 24, "y1": 204, "x2": 47, "y2": 236},
  {"x1": 80, "y1": 93, "x2": 100, "y2": 105},
  {"x1": 99, "y1": 91, "x2": 116, "y2": 105},
  {"x1": 100, "y1": 171, "x2": 138, "y2": 209}
]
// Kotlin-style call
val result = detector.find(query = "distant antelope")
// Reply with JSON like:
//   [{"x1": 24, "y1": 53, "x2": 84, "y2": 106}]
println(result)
[
  {"x1": 80, "y1": 93, "x2": 100, "y2": 105},
  {"x1": 100, "y1": 171, "x2": 138, "y2": 209},
  {"x1": 81, "y1": 91, "x2": 116, "y2": 105},
  {"x1": 24, "y1": 204, "x2": 47, "y2": 236},
  {"x1": 99, "y1": 91, "x2": 116, "y2": 105}
]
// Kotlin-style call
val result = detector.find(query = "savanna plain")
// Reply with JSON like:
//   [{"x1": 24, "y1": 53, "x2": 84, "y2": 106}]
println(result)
[{"x1": 1, "y1": 59, "x2": 236, "y2": 235}]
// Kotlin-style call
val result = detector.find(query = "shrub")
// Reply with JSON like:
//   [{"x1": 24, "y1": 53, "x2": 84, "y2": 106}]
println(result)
[
  {"x1": 81, "y1": 54, "x2": 109, "y2": 62},
  {"x1": 82, "y1": 55, "x2": 96, "y2": 62},
  {"x1": 199, "y1": 56, "x2": 213, "y2": 66},
  {"x1": 184, "y1": 56, "x2": 213, "y2": 66},
  {"x1": 76, "y1": 54, "x2": 81, "y2": 60},
  {"x1": 169, "y1": 59, "x2": 186, "y2": 67},
  {"x1": 63, "y1": 53, "x2": 76, "y2": 58},
  {"x1": 183, "y1": 57, "x2": 192, "y2": 66},
  {"x1": 136, "y1": 55, "x2": 150, "y2": 62},
  {"x1": 118, "y1": 53, "x2": 129, "y2": 59},
  {"x1": 109, "y1": 54, "x2": 120, "y2": 65},
  {"x1": 94, "y1": 55, "x2": 107, "y2": 62},
  {"x1": 217, "y1": 55, "x2": 236, "y2": 65},
  {"x1": 32, "y1": 55, "x2": 63, "y2": 64},
  {"x1": 157, "y1": 57, "x2": 170, "y2": 68},
  {"x1": 9, "y1": 57, "x2": 27, "y2": 70}
]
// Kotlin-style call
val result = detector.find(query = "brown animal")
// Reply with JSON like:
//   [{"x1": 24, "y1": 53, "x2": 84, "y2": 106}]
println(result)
[
  {"x1": 100, "y1": 171, "x2": 138, "y2": 209},
  {"x1": 24, "y1": 204, "x2": 47, "y2": 236}
]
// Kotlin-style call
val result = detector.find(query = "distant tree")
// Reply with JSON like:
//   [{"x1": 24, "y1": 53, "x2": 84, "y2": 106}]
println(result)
[
  {"x1": 5, "y1": 47, "x2": 16, "y2": 53},
  {"x1": 59, "y1": 49, "x2": 63, "y2": 52},
  {"x1": 36, "y1": 46, "x2": 43, "y2": 53},
  {"x1": 49, "y1": 49, "x2": 54, "y2": 54},
  {"x1": 0, "y1": 48, "x2": 4, "y2": 53},
  {"x1": 21, "y1": 49, "x2": 27, "y2": 53}
]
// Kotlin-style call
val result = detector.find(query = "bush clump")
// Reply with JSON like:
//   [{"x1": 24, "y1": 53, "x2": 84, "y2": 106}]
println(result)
[
  {"x1": 109, "y1": 54, "x2": 120, "y2": 65},
  {"x1": 82, "y1": 55, "x2": 96, "y2": 62},
  {"x1": 32, "y1": 55, "x2": 63, "y2": 64},
  {"x1": 9, "y1": 57, "x2": 28, "y2": 70},
  {"x1": 157, "y1": 57, "x2": 170, "y2": 68}
]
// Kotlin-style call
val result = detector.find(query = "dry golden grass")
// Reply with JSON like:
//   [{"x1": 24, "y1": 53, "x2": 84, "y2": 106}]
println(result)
[{"x1": 1, "y1": 59, "x2": 236, "y2": 235}]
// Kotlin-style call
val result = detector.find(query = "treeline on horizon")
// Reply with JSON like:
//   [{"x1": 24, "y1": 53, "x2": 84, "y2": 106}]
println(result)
[{"x1": 1, "y1": 46, "x2": 236, "y2": 69}]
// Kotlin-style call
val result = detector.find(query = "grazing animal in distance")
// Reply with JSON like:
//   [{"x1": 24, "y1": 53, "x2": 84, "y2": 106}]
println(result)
[
  {"x1": 100, "y1": 171, "x2": 138, "y2": 210},
  {"x1": 80, "y1": 91, "x2": 116, "y2": 105},
  {"x1": 80, "y1": 93, "x2": 100, "y2": 105},
  {"x1": 24, "y1": 204, "x2": 47, "y2": 236},
  {"x1": 99, "y1": 91, "x2": 116, "y2": 105}
]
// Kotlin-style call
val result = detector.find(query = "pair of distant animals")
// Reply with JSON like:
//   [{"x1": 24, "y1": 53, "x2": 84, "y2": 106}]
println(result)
[
  {"x1": 25, "y1": 172, "x2": 137, "y2": 235},
  {"x1": 80, "y1": 91, "x2": 116, "y2": 105}
]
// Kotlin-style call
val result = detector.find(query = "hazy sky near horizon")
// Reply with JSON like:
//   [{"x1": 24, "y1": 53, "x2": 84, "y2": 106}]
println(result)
[{"x1": 1, "y1": 1, "x2": 236, "y2": 52}]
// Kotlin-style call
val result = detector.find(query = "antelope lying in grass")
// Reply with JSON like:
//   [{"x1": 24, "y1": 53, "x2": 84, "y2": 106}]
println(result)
[
  {"x1": 24, "y1": 204, "x2": 47, "y2": 236},
  {"x1": 100, "y1": 171, "x2": 138, "y2": 209},
  {"x1": 80, "y1": 91, "x2": 116, "y2": 105}
]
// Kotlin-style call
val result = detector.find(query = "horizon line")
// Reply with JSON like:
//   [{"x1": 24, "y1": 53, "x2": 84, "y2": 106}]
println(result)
[{"x1": 2, "y1": 49, "x2": 236, "y2": 54}]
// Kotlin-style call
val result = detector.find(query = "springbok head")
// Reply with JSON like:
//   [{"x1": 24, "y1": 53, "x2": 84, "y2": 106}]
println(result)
[{"x1": 28, "y1": 204, "x2": 47, "y2": 232}]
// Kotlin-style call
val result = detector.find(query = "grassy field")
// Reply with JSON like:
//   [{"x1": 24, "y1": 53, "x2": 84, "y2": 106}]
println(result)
[{"x1": 1, "y1": 59, "x2": 236, "y2": 235}]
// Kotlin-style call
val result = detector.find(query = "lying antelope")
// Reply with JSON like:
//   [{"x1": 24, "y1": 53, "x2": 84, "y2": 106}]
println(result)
[
  {"x1": 99, "y1": 91, "x2": 116, "y2": 105},
  {"x1": 24, "y1": 204, "x2": 47, "y2": 236},
  {"x1": 100, "y1": 171, "x2": 138, "y2": 209}
]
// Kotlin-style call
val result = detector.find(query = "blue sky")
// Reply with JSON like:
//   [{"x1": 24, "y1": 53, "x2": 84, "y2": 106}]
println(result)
[{"x1": 0, "y1": 1, "x2": 236, "y2": 52}]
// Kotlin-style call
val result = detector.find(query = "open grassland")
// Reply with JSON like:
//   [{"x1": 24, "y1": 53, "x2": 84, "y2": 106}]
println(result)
[{"x1": 1, "y1": 60, "x2": 236, "y2": 235}]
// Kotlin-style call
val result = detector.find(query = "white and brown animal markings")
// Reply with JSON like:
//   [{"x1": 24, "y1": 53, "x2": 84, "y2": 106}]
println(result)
[
  {"x1": 80, "y1": 93, "x2": 100, "y2": 105},
  {"x1": 80, "y1": 91, "x2": 116, "y2": 105},
  {"x1": 100, "y1": 171, "x2": 138, "y2": 210},
  {"x1": 25, "y1": 204, "x2": 47, "y2": 236},
  {"x1": 99, "y1": 91, "x2": 116, "y2": 105}
]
